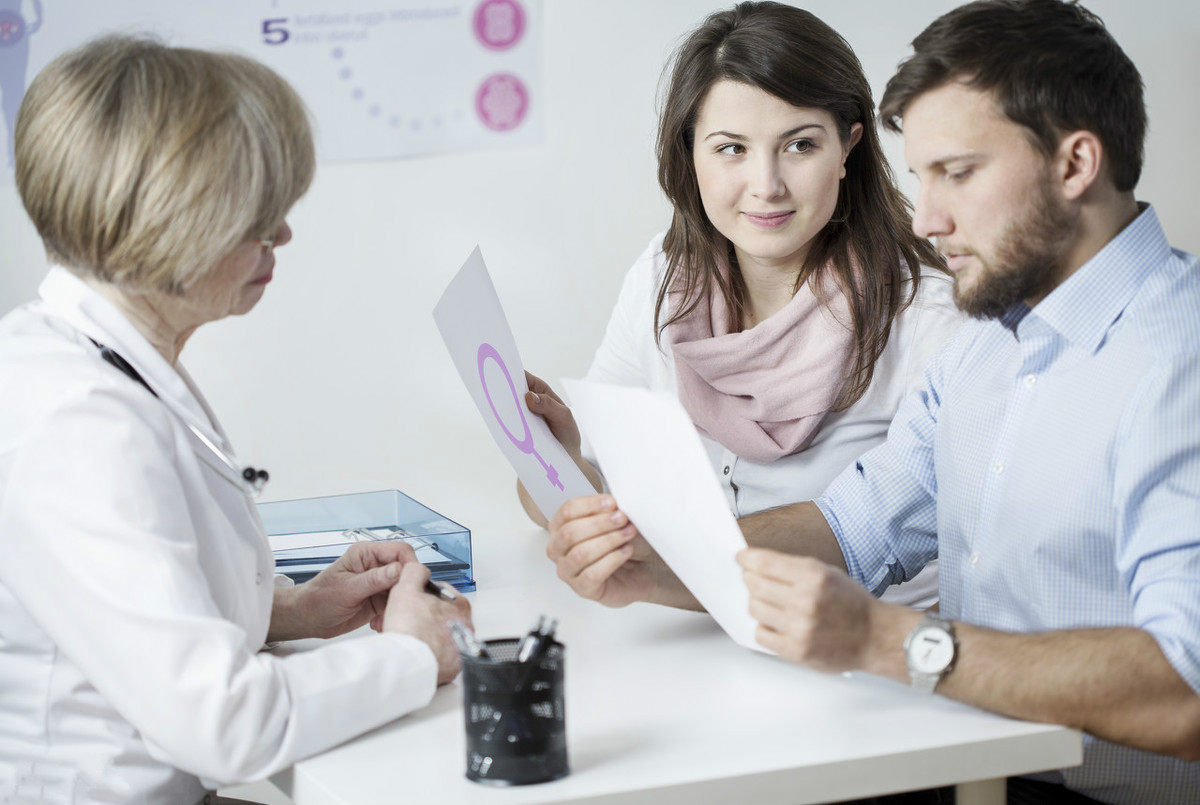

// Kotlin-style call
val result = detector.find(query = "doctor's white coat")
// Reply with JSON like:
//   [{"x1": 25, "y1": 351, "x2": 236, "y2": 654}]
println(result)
[{"x1": 0, "y1": 268, "x2": 438, "y2": 805}]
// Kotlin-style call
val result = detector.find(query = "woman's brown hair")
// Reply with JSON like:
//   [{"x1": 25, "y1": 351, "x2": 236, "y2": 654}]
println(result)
[{"x1": 655, "y1": 1, "x2": 944, "y2": 409}]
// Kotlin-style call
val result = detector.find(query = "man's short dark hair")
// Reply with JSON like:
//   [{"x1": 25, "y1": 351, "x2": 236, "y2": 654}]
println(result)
[{"x1": 879, "y1": 0, "x2": 1146, "y2": 192}]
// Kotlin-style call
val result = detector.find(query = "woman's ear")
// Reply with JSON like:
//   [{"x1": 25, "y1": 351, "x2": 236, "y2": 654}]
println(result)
[
  {"x1": 845, "y1": 122, "x2": 864, "y2": 157},
  {"x1": 841, "y1": 122, "x2": 864, "y2": 179}
]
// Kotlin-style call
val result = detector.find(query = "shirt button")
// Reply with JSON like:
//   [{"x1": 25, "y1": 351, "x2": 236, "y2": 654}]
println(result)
[
  {"x1": 256, "y1": 571, "x2": 263, "y2": 585},
  {"x1": 993, "y1": 461, "x2": 1004, "y2": 475},
  {"x1": 969, "y1": 552, "x2": 980, "y2": 565},
  {"x1": 1024, "y1": 374, "x2": 1037, "y2": 388},
  {"x1": 722, "y1": 465, "x2": 731, "y2": 475}
]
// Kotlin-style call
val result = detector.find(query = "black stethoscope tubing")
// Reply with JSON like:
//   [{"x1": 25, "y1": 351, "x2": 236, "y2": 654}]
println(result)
[{"x1": 88, "y1": 338, "x2": 268, "y2": 495}]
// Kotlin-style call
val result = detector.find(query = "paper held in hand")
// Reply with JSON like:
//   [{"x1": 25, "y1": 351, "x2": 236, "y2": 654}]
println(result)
[
  {"x1": 562, "y1": 378, "x2": 770, "y2": 654},
  {"x1": 433, "y1": 247, "x2": 596, "y2": 519}
]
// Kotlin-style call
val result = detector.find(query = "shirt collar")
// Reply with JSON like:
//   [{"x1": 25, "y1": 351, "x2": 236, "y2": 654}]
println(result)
[
  {"x1": 1022, "y1": 203, "x2": 1170, "y2": 353},
  {"x1": 999, "y1": 303, "x2": 1031, "y2": 338},
  {"x1": 37, "y1": 267, "x2": 222, "y2": 438}
]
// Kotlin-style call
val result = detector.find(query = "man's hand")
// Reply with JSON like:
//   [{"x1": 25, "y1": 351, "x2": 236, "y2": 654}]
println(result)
[{"x1": 739, "y1": 547, "x2": 910, "y2": 673}]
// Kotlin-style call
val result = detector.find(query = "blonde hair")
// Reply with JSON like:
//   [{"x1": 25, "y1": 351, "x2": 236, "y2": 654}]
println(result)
[{"x1": 14, "y1": 35, "x2": 315, "y2": 294}]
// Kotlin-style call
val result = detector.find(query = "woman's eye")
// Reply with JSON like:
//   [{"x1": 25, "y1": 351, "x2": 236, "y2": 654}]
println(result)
[
  {"x1": 715, "y1": 143, "x2": 745, "y2": 156},
  {"x1": 786, "y1": 139, "x2": 815, "y2": 154},
  {"x1": 948, "y1": 167, "x2": 974, "y2": 182}
]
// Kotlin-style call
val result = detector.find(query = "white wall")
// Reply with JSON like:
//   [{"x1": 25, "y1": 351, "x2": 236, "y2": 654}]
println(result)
[{"x1": 1, "y1": 0, "x2": 1197, "y2": 537}]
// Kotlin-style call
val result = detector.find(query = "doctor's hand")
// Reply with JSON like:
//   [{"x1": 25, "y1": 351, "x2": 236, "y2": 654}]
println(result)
[
  {"x1": 267, "y1": 540, "x2": 424, "y2": 643},
  {"x1": 383, "y1": 561, "x2": 472, "y2": 686},
  {"x1": 546, "y1": 494, "x2": 699, "y2": 610},
  {"x1": 517, "y1": 371, "x2": 604, "y2": 527},
  {"x1": 739, "y1": 548, "x2": 907, "y2": 674}
]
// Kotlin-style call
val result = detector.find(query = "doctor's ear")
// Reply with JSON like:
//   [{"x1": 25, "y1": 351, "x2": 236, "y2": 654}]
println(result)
[{"x1": 1054, "y1": 130, "x2": 1103, "y2": 201}]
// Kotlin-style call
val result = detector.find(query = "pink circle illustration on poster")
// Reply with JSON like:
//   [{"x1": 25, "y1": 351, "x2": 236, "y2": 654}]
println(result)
[
  {"x1": 473, "y1": 0, "x2": 525, "y2": 51},
  {"x1": 476, "y1": 73, "x2": 528, "y2": 132}
]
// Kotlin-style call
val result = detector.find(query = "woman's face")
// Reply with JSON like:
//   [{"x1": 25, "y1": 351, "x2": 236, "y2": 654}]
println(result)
[
  {"x1": 692, "y1": 80, "x2": 861, "y2": 276},
  {"x1": 190, "y1": 220, "x2": 292, "y2": 322}
]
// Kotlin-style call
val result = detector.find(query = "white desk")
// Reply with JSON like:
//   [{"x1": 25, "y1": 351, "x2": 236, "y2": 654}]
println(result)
[{"x1": 271, "y1": 526, "x2": 1081, "y2": 805}]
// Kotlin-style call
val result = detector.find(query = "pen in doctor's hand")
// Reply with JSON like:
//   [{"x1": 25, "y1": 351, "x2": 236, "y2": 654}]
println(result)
[{"x1": 424, "y1": 579, "x2": 458, "y2": 602}]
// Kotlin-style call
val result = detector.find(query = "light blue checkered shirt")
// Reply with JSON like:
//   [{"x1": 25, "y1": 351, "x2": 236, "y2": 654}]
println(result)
[{"x1": 817, "y1": 205, "x2": 1200, "y2": 804}]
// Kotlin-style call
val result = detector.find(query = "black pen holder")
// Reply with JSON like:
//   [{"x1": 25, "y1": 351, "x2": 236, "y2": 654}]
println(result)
[{"x1": 461, "y1": 637, "x2": 568, "y2": 785}]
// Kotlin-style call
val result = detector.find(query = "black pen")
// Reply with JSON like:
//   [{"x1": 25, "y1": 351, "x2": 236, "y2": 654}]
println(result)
[
  {"x1": 424, "y1": 579, "x2": 458, "y2": 602},
  {"x1": 516, "y1": 616, "x2": 545, "y2": 663},
  {"x1": 517, "y1": 616, "x2": 558, "y2": 663},
  {"x1": 533, "y1": 617, "x2": 559, "y2": 661}
]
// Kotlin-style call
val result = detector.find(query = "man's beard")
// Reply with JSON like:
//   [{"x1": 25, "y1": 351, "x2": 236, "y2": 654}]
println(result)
[{"x1": 952, "y1": 178, "x2": 1077, "y2": 320}]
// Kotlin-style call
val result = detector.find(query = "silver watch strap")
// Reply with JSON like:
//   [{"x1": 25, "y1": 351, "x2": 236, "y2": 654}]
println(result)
[{"x1": 906, "y1": 614, "x2": 956, "y2": 693}]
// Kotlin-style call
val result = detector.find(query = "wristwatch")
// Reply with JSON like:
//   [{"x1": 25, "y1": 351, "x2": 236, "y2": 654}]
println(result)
[{"x1": 903, "y1": 613, "x2": 957, "y2": 693}]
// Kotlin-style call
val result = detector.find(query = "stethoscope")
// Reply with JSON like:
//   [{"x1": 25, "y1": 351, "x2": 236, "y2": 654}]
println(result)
[{"x1": 88, "y1": 338, "x2": 269, "y2": 497}]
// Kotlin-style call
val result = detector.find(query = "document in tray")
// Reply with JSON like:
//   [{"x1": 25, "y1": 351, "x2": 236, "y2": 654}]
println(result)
[
  {"x1": 562, "y1": 378, "x2": 769, "y2": 654},
  {"x1": 269, "y1": 529, "x2": 465, "y2": 570},
  {"x1": 433, "y1": 247, "x2": 595, "y2": 520}
]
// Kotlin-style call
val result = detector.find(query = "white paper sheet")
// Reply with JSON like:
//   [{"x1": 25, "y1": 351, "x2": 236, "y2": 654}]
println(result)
[
  {"x1": 268, "y1": 529, "x2": 444, "y2": 563},
  {"x1": 433, "y1": 247, "x2": 595, "y2": 519},
  {"x1": 562, "y1": 378, "x2": 768, "y2": 653}
]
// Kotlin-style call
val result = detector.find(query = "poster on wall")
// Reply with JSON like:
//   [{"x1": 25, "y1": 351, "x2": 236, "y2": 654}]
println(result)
[{"x1": 0, "y1": 0, "x2": 541, "y2": 182}]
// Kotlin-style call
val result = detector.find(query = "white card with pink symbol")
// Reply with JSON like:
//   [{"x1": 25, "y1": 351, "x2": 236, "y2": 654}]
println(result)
[{"x1": 434, "y1": 247, "x2": 595, "y2": 520}]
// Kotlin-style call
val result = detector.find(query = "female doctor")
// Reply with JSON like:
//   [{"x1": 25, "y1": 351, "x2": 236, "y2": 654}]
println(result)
[{"x1": 0, "y1": 36, "x2": 469, "y2": 805}]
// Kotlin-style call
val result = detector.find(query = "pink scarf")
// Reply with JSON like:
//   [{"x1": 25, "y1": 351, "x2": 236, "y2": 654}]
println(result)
[{"x1": 669, "y1": 263, "x2": 856, "y2": 463}]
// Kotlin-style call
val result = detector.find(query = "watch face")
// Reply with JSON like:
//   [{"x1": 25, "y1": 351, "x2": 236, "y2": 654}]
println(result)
[{"x1": 909, "y1": 626, "x2": 954, "y2": 674}]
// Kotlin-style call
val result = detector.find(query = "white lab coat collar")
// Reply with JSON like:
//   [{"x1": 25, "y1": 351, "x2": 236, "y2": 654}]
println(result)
[{"x1": 36, "y1": 267, "x2": 236, "y2": 455}]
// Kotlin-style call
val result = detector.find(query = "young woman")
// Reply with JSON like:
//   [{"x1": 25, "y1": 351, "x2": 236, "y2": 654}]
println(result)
[{"x1": 522, "y1": 1, "x2": 962, "y2": 610}]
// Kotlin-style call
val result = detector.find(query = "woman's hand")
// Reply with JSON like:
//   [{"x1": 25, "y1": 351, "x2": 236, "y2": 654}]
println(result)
[
  {"x1": 517, "y1": 372, "x2": 604, "y2": 526},
  {"x1": 546, "y1": 494, "x2": 697, "y2": 610},
  {"x1": 524, "y1": 371, "x2": 583, "y2": 456}
]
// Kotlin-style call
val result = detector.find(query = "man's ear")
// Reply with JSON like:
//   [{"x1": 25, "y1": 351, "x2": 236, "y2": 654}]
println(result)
[{"x1": 1055, "y1": 130, "x2": 1103, "y2": 201}]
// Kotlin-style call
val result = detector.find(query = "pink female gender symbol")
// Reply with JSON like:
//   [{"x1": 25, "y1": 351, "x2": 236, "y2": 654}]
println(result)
[{"x1": 477, "y1": 342, "x2": 563, "y2": 490}]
